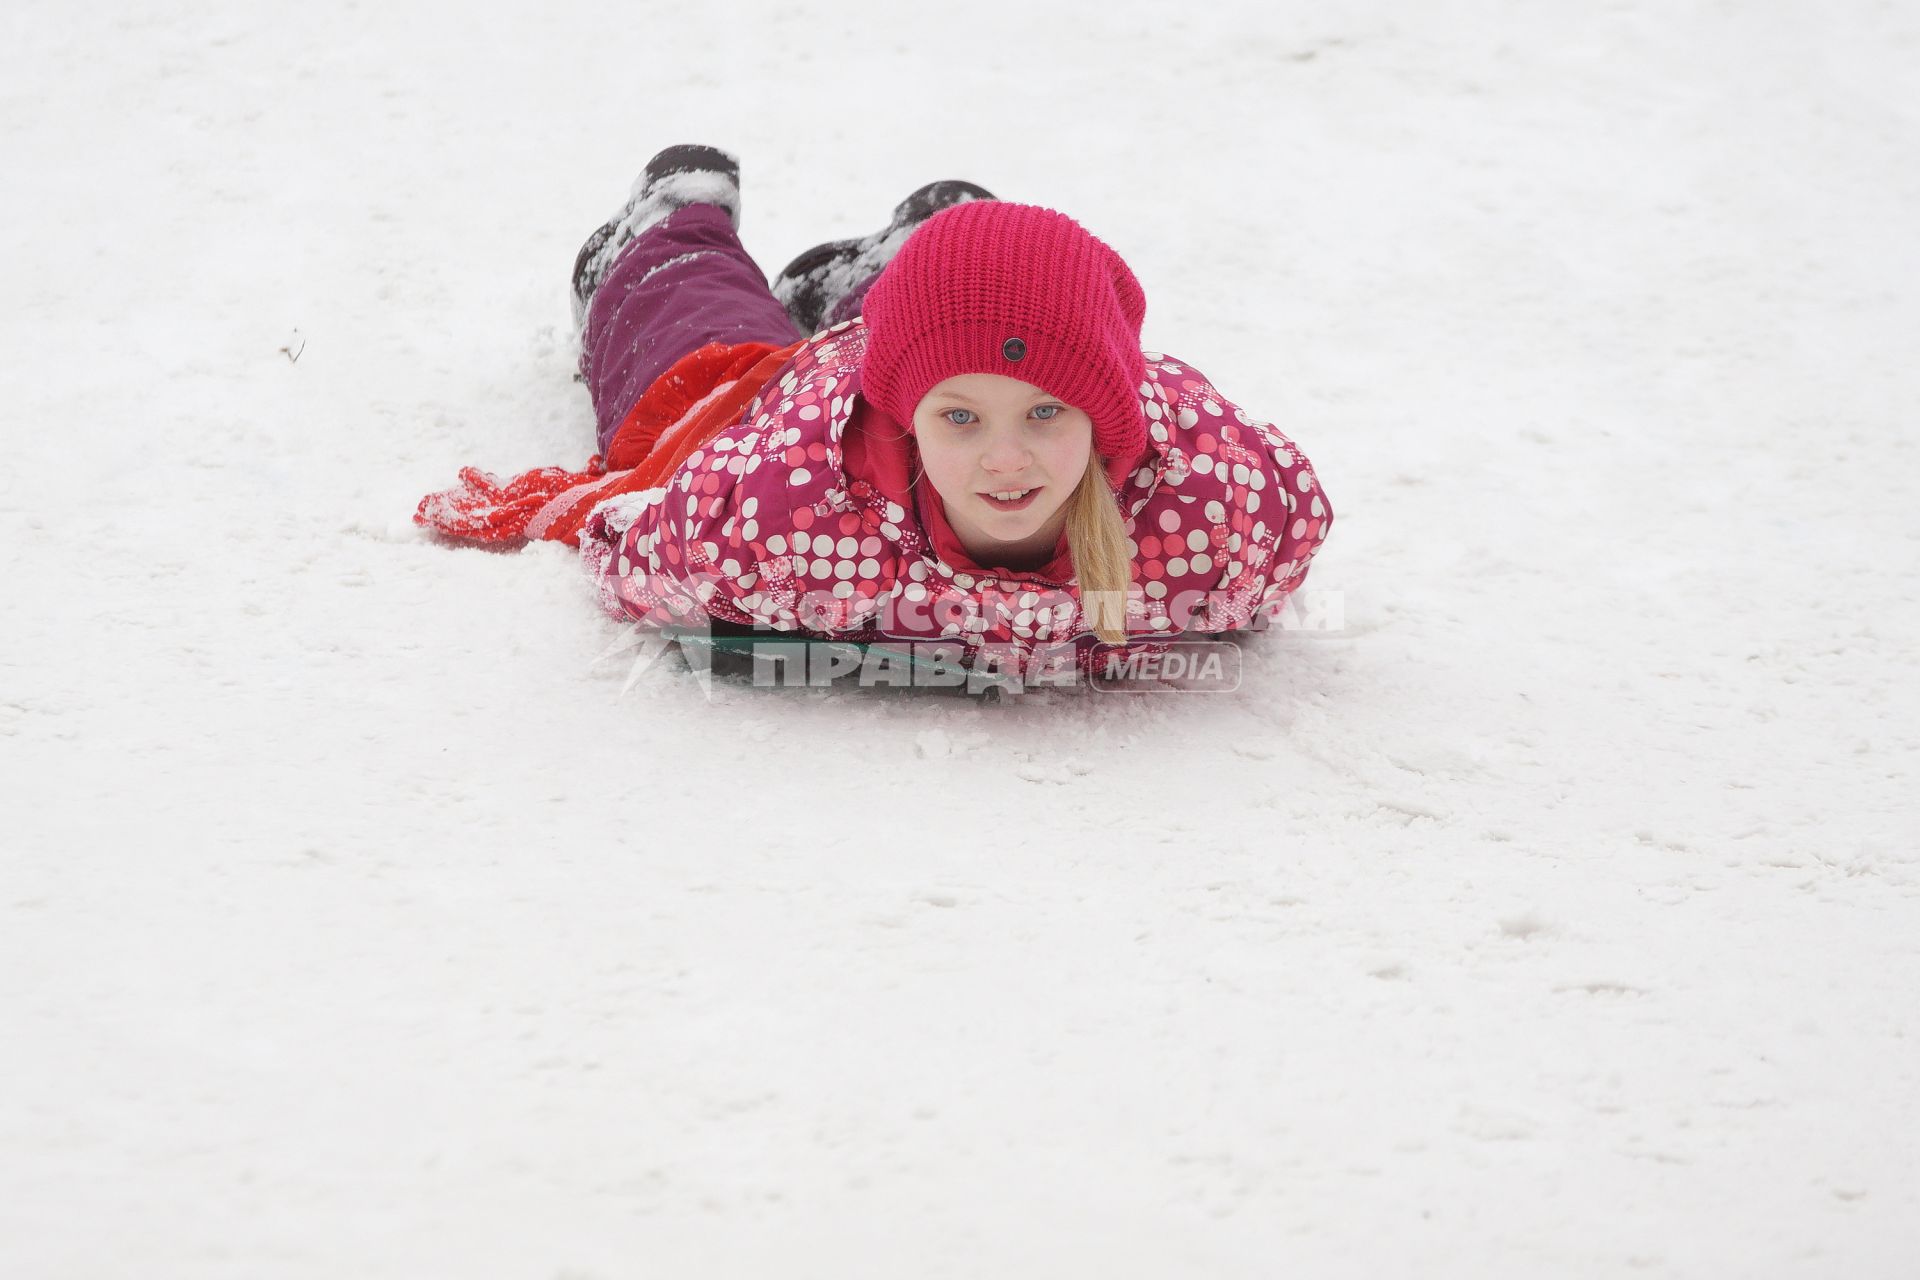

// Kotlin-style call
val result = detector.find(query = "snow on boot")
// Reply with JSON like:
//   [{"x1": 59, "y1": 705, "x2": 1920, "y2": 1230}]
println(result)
[
  {"x1": 771, "y1": 180, "x2": 996, "y2": 337},
  {"x1": 571, "y1": 143, "x2": 743, "y2": 331}
]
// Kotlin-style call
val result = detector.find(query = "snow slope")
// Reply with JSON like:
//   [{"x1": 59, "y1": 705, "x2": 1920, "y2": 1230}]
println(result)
[{"x1": 3, "y1": 1, "x2": 1916, "y2": 1275}]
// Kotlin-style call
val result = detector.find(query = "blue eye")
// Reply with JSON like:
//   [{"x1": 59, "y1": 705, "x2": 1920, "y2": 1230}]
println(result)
[{"x1": 939, "y1": 405, "x2": 1064, "y2": 426}]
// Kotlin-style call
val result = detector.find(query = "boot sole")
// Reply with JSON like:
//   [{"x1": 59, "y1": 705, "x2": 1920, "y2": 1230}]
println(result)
[{"x1": 772, "y1": 180, "x2": 996, "y2": 331}]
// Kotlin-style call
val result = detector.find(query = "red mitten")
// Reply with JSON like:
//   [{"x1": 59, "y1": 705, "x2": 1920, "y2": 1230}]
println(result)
[{"x1": 414, "y1": 456, "x2": 608, "y2": 544}]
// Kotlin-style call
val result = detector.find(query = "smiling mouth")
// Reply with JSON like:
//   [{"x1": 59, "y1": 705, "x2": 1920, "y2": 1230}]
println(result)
[{"x1": 980, "y1": 487, "x2": 1041, "y2": 511}]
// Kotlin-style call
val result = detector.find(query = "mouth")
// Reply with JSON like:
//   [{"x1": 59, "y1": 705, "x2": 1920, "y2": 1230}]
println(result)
[{"x1": 979, "y1": 486, "x2": 1041, "y2": 512}]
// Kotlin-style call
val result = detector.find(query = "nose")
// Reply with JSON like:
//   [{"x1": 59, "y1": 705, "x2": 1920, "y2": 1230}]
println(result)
[{"x1": 979, "y1": 425, "x2": 1033, "y2": 475}]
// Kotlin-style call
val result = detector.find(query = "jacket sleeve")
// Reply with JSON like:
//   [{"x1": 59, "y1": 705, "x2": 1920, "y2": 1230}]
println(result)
[
  {"x1": 1191, "y1": 376, "x2": 1335, "y2": 633},
  {"x1": 579, "y1": 432, "x2": 769, "y2": 632}
]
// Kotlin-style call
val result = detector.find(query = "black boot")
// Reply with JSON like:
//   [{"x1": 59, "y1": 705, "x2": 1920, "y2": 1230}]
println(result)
[
  {"x1": 572, "y1": 143, "x2": 743, "y2": 330},
  {"x1": 771, "y1": 180, "x2": 996, "y2": 336}
]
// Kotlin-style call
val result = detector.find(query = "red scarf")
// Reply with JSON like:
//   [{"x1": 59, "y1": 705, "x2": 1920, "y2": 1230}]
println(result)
[{"x1": 414, "y1": 338, "x2": 805, "y2": 547}]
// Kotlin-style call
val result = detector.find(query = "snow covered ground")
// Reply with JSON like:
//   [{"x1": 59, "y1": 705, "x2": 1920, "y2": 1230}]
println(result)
[{"x1": 4, "y1": 1, "x2": 1917, "y2": 1275}]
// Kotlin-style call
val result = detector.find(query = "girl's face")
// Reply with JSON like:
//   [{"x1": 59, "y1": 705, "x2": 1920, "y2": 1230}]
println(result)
[{"x1": 910, "y1": 373, "x2": 1094, "y2": 568}]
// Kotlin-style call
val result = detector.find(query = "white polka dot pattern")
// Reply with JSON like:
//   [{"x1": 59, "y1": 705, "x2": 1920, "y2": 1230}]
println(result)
[{"x1": 578, "y1": 321, "x2": 1333, "y2": 676}]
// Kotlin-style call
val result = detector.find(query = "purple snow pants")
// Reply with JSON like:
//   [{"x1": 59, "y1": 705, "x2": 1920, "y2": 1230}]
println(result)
[{"x1": 579, "y1": 201, "x2": 883, "y2": 455}]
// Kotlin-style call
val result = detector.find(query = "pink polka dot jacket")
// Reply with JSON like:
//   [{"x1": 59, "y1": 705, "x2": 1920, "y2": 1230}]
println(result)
[{"x1": 577, "y1": 316, "x2": 1334, "y2": 678}]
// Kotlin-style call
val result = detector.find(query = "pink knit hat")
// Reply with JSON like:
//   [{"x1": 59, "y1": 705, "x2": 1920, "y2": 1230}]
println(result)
[{"x1": 858, "y1": 201, "x2": 1150, "y2": 494}]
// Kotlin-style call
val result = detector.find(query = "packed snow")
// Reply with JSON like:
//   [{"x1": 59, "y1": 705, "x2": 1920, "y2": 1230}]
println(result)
[{"x1": 3, "y1": 1, "x2": 1916, "y2": 1276}]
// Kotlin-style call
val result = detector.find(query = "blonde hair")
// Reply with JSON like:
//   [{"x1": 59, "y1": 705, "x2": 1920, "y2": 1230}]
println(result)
[{"x1": 1063, "y1": 461, "x2": 1134, "y2": 644}]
